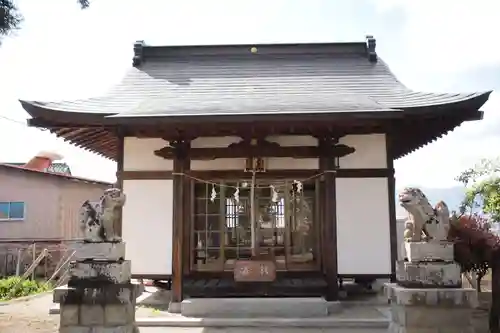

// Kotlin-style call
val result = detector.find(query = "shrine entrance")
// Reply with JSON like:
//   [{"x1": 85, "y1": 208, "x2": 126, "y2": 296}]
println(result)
[
  {"x1": 185, "y1": 174, "x2": 327, "y2": 298},
  {"x1": 191, "y1": 178, "x2": 319, "y2": 273}
]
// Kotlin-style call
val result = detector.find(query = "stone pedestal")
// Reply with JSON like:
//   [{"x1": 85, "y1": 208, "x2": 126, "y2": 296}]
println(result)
[
  {"x1": 54, "y1": 241, "x2": 139, "y2": 333},
  {"x1": 386, "y1": 241, "x2": 478, "y2": 333},
  {"x1": 396, "y1": 261, "x2": 461, "y2": 288},
  {"x1": 403, "y1": 241, "x2": 454, "y2": 263},
  {"x1": 385, "y1": 284, "x2": 477, "y2": 333}
]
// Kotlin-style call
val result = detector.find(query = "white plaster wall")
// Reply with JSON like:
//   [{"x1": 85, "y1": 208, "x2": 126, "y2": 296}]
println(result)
[
  {"x1": 191, "y1": 135, "x2": 318, "y2": 170},
  {"x1": 191, "y1": 158, "x2": 248, "y2": 171},
  {"x1": 338, "y1": 134, "x2": 387, "y2": 169},
  {"x1": 267, "y1": 158, "x2": 318, "y2": 170},
  {"x1": 122, "y1": 179, "x2": 173, "y2": 276},
  {"x1": 336, "y1": 177, "x2": 391, "y2": 275},
  {"x1": 124, "y1": 138, "x2": 173, "y2": 171},
  {"x1": 192, "y1": 157, "x2": 319, "y2": 170}
]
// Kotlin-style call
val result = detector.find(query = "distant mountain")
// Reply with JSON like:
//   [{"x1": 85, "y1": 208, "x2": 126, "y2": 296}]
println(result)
[{"x1": 395, "y1": 186, "x2": 465, "y2": 218}]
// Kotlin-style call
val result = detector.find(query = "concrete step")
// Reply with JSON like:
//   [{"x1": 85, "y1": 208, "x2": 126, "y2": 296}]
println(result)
[
  {"x1": 180, "y1": 297, "x2": 332, "y2": 318},
  {"x1": 135, "y1": 316, "x2": 389, "y2": 328}
]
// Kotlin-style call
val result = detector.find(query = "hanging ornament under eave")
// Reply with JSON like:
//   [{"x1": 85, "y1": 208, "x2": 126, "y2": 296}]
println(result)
[
  {"x1": 270, "y1": 185, "x2": 279, "y2": 203},
  {"x1": 292, "y1": 180, "x2": 303, "y2": 194},
  {"x1": 233, "y1": 187, "x2": 240, "y2": 203},
  {"x1": 210, "y1": 185, "x2": 217, "y2": 202}
]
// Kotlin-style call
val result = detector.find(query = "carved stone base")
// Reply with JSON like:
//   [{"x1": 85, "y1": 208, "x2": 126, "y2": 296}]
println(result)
[
  {"x1": 69, "y1": 260, "x2": 131, "y2": 286},
  {"x1": 396, "y1": 260, "x2": 461, "y2": 288},
  {"x1": 60, "y1": 325, "x2": 137, "y2": 333},
  {"x1": 403, "y1": 241, "x2": 454, "y2": 262},
  {"x1": 56, "y1": 283, "x2": 139, "y2": 332},
  {"x1": 385, "y1": 283, "x2": 477, "y2": 333},
  {"x1": 70, "y1": 242, "x2": 126, "y2": 261},
  {"x1": 53, "y1": 283, "x2": 140, "y2": 305}
]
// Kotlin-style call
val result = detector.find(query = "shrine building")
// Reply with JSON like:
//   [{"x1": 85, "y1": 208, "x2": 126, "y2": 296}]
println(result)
[{"x1": 20, "y1": 37, "x2": 491, "y2": 302}]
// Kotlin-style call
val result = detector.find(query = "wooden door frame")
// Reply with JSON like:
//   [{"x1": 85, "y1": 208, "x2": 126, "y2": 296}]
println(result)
[{"x1": 186, "y1": 170, "x2": 323, "y2": 274}]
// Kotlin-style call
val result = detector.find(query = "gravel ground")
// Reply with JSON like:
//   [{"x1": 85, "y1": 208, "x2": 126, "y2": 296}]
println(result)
[
  {"x1": 0, "y1": 293, "x2": 58, "y2": 333},
  {"x1": 0, "y1": 291, "x2": 388, "y2": 333},
  {"x1": 0, "y1": 290, "x2": 489, "y2": 333}
]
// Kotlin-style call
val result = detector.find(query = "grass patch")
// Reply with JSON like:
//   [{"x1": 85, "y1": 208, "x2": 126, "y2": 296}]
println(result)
[{"x1": 0, "y1": 276, "x2": 52, "y2": 301}]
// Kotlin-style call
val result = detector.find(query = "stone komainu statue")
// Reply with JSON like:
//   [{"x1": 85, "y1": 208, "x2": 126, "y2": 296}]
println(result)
[
  {"x1": 79, "y1": 188, "x2": 126, "y2": 242},
  {"x1": 398, "y1": 187, "x2": 450, "y2": 242}
]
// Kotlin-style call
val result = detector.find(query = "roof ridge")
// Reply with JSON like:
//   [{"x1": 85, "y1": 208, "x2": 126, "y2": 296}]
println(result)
[{"x1": 132, "y1": 36, "x2": 379, "y2": 67}]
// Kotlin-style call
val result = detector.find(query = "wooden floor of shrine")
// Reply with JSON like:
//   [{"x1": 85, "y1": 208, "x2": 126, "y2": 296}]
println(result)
[{"x1": 182, "y1": 275, "x2": 328, "y2": 298}]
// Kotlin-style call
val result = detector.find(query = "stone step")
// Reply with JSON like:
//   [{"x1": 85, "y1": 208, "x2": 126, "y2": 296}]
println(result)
[
  {"x1": 180, "y1": 297, "x2": 333, "y2": 318},
  {"x1": 135, "y1": 316, "x2": 389, "y2": 328}
]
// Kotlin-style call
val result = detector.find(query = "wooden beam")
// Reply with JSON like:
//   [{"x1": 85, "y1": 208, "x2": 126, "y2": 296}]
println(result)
[
  {"x1": 188, "y1": 169, "x2": 319, "y2": 180},
  {"x1": 73, "y1": 131, "x2": 110, "y2": 147},
  {"x1": 336, "y1": 168, "x2": 393, "y2": 178},
  {"x1": 182, "y1": 151, "x2": 191, "y2": 276},
  {"x1": 120, "y1": 170, "x2": 174, "y2": 180},
  {"x1": 319, "y1": 136, "x2": 339, "y2": 301},
  {"x1": 386, "y1": 131, "x2": 398, "y2": 282},
  {"x1": 154, "y1": 138, "x2": 355, "y2": 160},
  {"x1": 61, "y1": 128, "x2": 101, "y2": 141},
  {"x1": 171, "y1": 140, "x2": 189, "y2": 303},
  {"x1": 115, "y1": 128, "x2": 125, "y2": 237}
]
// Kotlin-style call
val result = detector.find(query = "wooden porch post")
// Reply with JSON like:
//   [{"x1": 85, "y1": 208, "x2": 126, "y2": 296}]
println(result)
[
  {"x1": 386, "y1": 133, "x2": 398, "y2": 282},
  {"x1": 319, "y1": 136, "x2": 339, "y2": 301},
  {"x1": 115, "y1": 128, "x2": 125, "y2": 237},
  {"x1": 171, "y1": 140, "x2": 189, "y2": 303},
  {"x1": 182, "y1": 153, "x2": 191, "y2": 276}
]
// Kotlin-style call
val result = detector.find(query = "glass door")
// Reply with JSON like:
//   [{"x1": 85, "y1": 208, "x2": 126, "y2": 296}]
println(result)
[{"x1": 191, "y1": 178, "x2": 319, "y2": 272}]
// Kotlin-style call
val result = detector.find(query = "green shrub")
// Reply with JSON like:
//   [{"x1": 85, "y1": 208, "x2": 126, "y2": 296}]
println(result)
[{"x1": 0, "y1": 276, "x2": 52, "y2": 301}]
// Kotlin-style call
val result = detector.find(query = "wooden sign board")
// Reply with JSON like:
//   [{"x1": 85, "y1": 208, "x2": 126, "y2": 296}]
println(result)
[{"x1": 234, "y1": 260, "x2": 276, "y2": 282}]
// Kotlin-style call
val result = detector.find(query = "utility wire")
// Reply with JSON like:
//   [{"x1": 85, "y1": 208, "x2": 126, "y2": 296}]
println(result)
[
  {"x1": 0, "y1": 115, "x2": 48, "y2": 131},
  {"x1": 0, "y1": 115, "x2": 29, "y2": 126}
]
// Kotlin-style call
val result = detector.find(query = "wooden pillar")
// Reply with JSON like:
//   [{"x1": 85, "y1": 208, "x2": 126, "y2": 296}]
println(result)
[
  {"x1": 319, "y1": 136, "x2": 339, "y2": 301},
  {"x1": 115, "y1": 128, "x2": 125, "y2": 237},
  {"x1": 182, "y1": 149, "x2": 191, "y2": 275},
  {"x1": 386, "y1": 133, "x2": 398, "y2": 282},
  {"x1": 171, "y1": 140, "x2": 188, "y2": 303}
]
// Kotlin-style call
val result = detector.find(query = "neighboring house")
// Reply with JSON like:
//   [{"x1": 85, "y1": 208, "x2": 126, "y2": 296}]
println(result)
[{"x1": 0, "y1": 151, "x2": 112, "y2": 243}]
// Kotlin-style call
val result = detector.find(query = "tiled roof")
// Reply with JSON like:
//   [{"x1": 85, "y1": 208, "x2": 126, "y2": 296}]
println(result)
[
  {"x1": 0, "y1": 163, "x2": 111, "y2": 186},
  {"x1": 6, "y1": 162, "x2": 72, "y2": 175},
  {"x1": 21, "y1": 41, "x2": 490, "y2": 117},
  {"x1": 18, "y1": 38, "x2": 493, "y2": 161}
]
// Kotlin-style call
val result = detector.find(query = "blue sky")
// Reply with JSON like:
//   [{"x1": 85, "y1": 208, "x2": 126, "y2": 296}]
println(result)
[{"x1": 0, "y1": 0, "x2": 498, "y2": 187}]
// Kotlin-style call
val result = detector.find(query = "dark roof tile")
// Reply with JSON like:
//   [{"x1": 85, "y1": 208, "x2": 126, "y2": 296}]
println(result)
[{"x1": 21, "y1": 42, "x2": 490, "y2": 118}]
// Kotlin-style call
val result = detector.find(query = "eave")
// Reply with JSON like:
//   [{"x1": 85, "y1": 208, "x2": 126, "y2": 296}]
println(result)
[
  {"x1": 17, "y1": 37, "x2": 493, "y2": 161},
  {"x1": 23, "y1": 104, "x2": 488, "y2": 162}
]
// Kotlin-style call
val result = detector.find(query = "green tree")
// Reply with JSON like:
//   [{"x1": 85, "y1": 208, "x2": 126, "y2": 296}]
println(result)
[
  {"x1": 455, "y1": 158, "x2": 500, "y2": 333},
  {"x1": 457, "y1": 157, "x2": 500, "y2": 221},
  {"x1": 0, "y1": 0, "x2": 89, "y2": 38}
]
